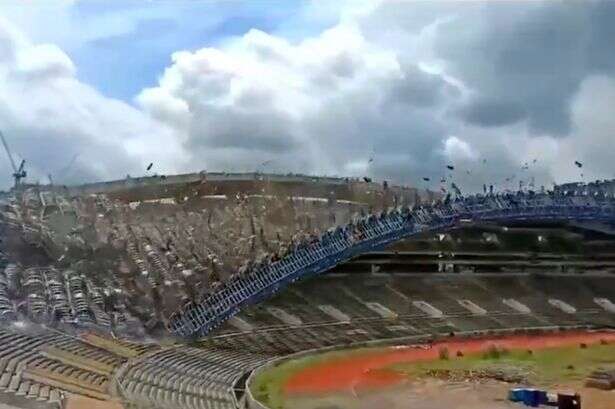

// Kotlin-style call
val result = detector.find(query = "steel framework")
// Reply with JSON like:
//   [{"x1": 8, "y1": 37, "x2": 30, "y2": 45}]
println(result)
[{"x1": 168, "y1": 191, "x2": 615, "y2": 338}]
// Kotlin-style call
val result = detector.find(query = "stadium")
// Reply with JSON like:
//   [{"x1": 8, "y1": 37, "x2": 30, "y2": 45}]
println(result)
[
  {"x1": 0, "y1": 172, "x2": 614, "y2": 409},
  {"x1": 3, "y1": 2, "x2": 615, "y2": 407}
]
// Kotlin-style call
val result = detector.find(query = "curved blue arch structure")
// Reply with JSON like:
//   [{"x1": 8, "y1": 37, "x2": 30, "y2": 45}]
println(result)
[{"x1": 168, "y1": 192, "x2": 615, "y2": 338}]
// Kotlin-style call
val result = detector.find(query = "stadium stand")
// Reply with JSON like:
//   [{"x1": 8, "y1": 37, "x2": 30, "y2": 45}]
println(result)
[{"x1": 169, "y1": 190, "x2": 615, "y2": 337}]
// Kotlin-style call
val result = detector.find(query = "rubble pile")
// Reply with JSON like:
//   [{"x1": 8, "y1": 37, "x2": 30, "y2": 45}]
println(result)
[
  {"x1": 426, "y1": 364, "x2": 532, "y2": 384},
  {"x1": 586, "y1": 368, "x2": 615, "y2": 390}
]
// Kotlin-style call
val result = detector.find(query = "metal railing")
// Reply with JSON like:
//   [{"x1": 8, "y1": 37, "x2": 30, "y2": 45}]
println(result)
[{"x1": 168, "y1": 191, "x2": 615, "y2": 338}]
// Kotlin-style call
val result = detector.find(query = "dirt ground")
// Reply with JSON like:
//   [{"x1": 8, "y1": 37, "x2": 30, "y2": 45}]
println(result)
[
  {"x1": 285, "y1": 379, "x2": 615, "y2": 409},
  {"x1": 64, "y1": 394, "x2": 124, "y2": 409}
]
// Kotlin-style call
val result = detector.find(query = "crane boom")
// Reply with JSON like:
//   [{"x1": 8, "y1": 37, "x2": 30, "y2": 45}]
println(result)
[
  {"x1": 0, "y1": 130, "x2": 18, "y2": 173},
  {"x1": 0, "y1": 130, "x2": 26, "y2": 187}
]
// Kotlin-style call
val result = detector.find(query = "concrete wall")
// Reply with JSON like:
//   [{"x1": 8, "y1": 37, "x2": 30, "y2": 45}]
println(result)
[
  {"x1": 556, "y1": 179, "x2": 615, "y2": 195},
  {"x1": 15, "y1": 172, "x2": 437, "y2": 206}
]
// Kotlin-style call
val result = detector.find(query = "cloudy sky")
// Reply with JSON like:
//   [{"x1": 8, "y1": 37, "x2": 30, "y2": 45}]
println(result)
[{"x1": 0, "y1": 0, "x2": 614, "y2": 192}]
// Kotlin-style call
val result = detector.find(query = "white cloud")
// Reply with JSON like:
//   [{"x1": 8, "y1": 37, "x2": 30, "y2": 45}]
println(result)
[
  {"x1": 133, "y1": 2, "x2": 615, "y2": 191},
  {"x1": 344, "y1": 160, "x2": 371, "y2": 176},
  {"x1": 442, "y1": 136, "x2": 477, "y2": 161},
  {"x1": 136, "y1": 21, "x2": 455, "y2": 182},
  {"x1": 16, "y1": 43, "x2": 75, "y2": 79},
  {"x1": 555, "y1": 75, "x2": 615, "y2": 182},
  {"x1": 132, "y1": 25, "x2": 343, "y2": 161},
  {"x1": 0, "y1": 17, "x2": 184, "y2": 189}
]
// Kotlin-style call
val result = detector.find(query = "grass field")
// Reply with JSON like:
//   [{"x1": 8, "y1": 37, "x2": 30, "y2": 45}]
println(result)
[
  {"x1": 250, "y1": 332, "x2": 615, "y2": 409},
  {"x1": 391, "y1": 342, "x2": 615, "y2": 385}
]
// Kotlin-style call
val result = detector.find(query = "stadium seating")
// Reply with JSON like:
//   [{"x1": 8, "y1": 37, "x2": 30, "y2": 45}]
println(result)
[
  {"x1": 0, "y1": 326, "x2": 162, "y2": 408},
  {"x1": 192, "y1": 273, "x2": 615, "y2": 355},
  {"x1": 116, "y1": 346, "x2": 270, "y2": 409}
]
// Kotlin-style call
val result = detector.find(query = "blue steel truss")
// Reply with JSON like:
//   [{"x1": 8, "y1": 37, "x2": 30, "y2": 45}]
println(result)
[{"x1": 167, "y1": 191, "x2": 615, "y2": 338}]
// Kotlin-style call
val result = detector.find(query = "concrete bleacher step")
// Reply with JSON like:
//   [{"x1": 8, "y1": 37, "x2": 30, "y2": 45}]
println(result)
[
  {"x1": 21, "y1": 366, "x2": 110, "y2": 401},
  {"x1": 48, "y1": 389, "x2": 63, "y2": 406},
  {"x1": 0, "y1": 373, "x2": 11, "y2": 389},
  {"x1": 227, "y1": 316, "x2": 253, "y2": 332},
  {"x1": 37, "y1": 385, "x2": 50, "y2": 401},
  {"x1": 265, "y1": 307, "x2": 302, "y2": 326},
  {"x1": 458, "y1": 299, "x2": 487, "y2": 315},
  {"x1": 503, "y1": 298, "x2": 531, "y2": 314},
  {"x1": 412, "y1": 301, "x2": 444, "y2": 318},
  {"x1": 115, "y1": 345, "x2": 266, "y2": 409},
  {"x1": 365, "y1": 302, "x2": 398, "y2": 319},
  {"x1": 594, "y1": 297, "x2": 615, "y2": 313},
  {"x1": 0, "y1": 385, "x2": 63, "y2": 409},
  {"x1": 318, "y1": 305, "x2": 351, "y2": 322},
  {"x1": 8, "y1": 374, "x2": 21, "y2": 392},
  {"x1": 16, "y1": 380, "x2": 30, "y2": 396},
  {"x1": 27, "y1": 382, "x2": 40, "y2": 399},
  {"x1": 79, "y1": 333, "x2": 150, "y2": 359},
  {"x1": 548, "y1": 298, "x2": 577, "y2": 314},
  {"x1": 40, "y1": 346, "x2": 115, "y2": 376}
]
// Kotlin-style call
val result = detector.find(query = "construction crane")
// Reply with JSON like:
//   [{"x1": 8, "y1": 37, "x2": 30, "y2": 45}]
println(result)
[{"x1": 0, "y1": 130, "x2": 26, "y2": 188}]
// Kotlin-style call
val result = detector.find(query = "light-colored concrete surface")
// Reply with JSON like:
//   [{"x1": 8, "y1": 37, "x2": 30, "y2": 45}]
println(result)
[{"x1": 285, "y1": 379, "x2": 615, "y2": 409}]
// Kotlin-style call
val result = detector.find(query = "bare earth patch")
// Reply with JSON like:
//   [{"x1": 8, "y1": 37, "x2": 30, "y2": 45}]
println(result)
[{"x1": 64, "y1": 394, "x2": 124, "y2": 409}]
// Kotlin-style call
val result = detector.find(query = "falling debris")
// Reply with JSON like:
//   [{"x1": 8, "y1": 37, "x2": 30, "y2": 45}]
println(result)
[
  {"x1": 575, "y1": 161, "x2": 583, "y2": 168},
  {"x1": 423, "y1": 177, "x2": 431, "y2": 182},
  {"x1": 451, "y1": 182, "x2": 462, "y2": 196},
  {"x1": 446, "y1": 165, "x2": 455, "y2": 171},
  {"x1": 147, "y1": 163, "x2": 153, "y2": 171}
]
